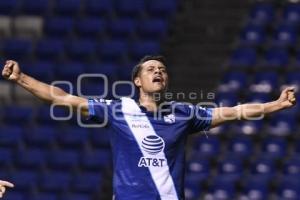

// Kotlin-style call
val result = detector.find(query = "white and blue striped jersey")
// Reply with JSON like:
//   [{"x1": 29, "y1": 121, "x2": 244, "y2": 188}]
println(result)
[{"x1": 88, "y1": 97, "x2": 213, "y2": 200}]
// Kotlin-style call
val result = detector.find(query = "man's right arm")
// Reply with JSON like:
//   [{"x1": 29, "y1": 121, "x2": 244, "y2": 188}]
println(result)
[{"x1": 1, "y1": 60, "x2": 89, "y2": 116}]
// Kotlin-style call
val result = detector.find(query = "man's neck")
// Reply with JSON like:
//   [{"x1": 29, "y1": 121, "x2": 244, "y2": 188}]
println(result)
[{"x1": 138, "y1": 92, "x2": 163, "y2": 112}]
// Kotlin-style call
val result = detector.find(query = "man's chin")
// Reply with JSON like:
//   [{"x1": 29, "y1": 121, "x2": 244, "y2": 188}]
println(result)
[{"x1": 152, "y1": 86, "x2": 166, "y2": 93}]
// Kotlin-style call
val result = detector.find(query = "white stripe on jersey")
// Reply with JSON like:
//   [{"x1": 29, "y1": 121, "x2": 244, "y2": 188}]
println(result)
[{"x1": 121, "y1": 97, "x2": 179, "y2": 200}]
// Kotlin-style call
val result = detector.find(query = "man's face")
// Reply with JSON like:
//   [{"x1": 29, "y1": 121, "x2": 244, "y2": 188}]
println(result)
[{"x1": 134, "y1": 60, "x2": 168, "y2": 94}]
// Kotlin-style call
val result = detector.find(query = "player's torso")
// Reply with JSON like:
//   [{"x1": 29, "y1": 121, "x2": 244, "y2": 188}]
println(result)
[
  {"x1": 107, "y1": 98, "x2": 189, "y2": 200},
  {"x1": 109, "y1": 103, "x2": 190, "y2": 160}
]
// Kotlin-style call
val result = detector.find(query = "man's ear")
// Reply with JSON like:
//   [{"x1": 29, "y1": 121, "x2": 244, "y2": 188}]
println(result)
[{"x1": 134, "y1": 77, "x2": 141, "y2": 88}]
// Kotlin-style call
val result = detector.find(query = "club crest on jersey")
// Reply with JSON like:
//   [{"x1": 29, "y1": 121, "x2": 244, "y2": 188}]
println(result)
[
  {"x1": 163, "y1": 114, "x2": 175, "y2": 124},
  {"x1": 138, "y1": 135, "x2": 166, "y2": 168}
]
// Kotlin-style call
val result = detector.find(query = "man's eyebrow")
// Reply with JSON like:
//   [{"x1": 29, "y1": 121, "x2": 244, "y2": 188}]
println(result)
[{"x1": 145, "y1": 65, "x2": 166, "y2": 69}]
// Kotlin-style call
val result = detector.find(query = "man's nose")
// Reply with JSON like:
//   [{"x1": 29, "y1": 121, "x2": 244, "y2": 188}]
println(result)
[{"x1": 154, "y1": 68, "x2": 162, "y2": 74}]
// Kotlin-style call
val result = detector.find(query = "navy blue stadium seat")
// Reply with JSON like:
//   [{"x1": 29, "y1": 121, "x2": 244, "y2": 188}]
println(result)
[
  {"x1": 228, "y1": 137, "x2": 253, "y2": 158},
  {"x1": 0, "y1": 0, "x2": 20, "y2": 15},
  {"x1": 114, "y1": 83, "x2": 135, "y2": 97},
  {"x1": 294, "y1": 49, "x2": 300, "y2": 66},
  {"x1": 208, "y1": 178, "x2": 235, "y2": 200},
  {"x1": 208, "y1": 124, "x2": 229, "y2": 135},
  {"x1": 184, "y1": 180, "x2": 202, "y2": 200},
  {"x1": 109, "y1": 18, "x2": 137, "y2": 38},
  {"x1": 75, "y1": 17, "x2": 106, "y2": 38},
  {"x1": 98, "y1": 40, "x2": 128, "y2": 61},
  {"x1": 61, "y1": 193, "x2": 90, "y2": 200},
  {"x1": 283, "y1": 3, "x2": 300, "y2": 26},
  {"x1": 16, "y1": 148, "x2": 46, "y2": 169},
  {"x1": 193, "y1": 136, "x2": 220, "y2": 159},
  {"x1": 10, "y1": 170, "x2": 38, "y2": 191},
  {"x1": 24, "y1": 125, "x2": 56, "y2": 148},
  {"x1": 230, "y1": 47, "x2": 257, "y2": 67},
  {"x1": 242, "y1": 177, "x2": 268, "y2": 200},
  {"x1": 2, "y1": 39, "x2": 33, "y2": 60},
  {"x1": 264, "y1": 48, "x2": 289, "y2": 67},
  {"x1": 4, "y1": 191, "x2": 25, "y2": 200},
  {"x1": 293, "y1": 140, "x2": 300, "y2": 154},
  {"x1": 35, "y1": 38, "x2": 65, "y2": 60},
  {"x1": 250, "y1": 72, "x2": 278, "y2": 93},
  {"x1": 0, "y1": 147, "x2": 13, "y2": 167},
  {"x1": 261, "y1": 138, "x2": 287, "y2": 160},
  {"x1": 272, "y1": 25, "x2": 296, "y2": 48},
  {"x1": 84, "y1": 0, "x2": 113, "y2": 16},
  {"x1": 44, "y1": 17, "x2": 74, "y2": 38},
  {"x1": 240, "y1": 24, "x2": 266, "y2": 47},
  {"x1": 186, "y1": 158, "x2": 210, "y2": 184},
  {"x1": 31, "y1": 193, "x2": 58, "y2": 200},
  {"x1": 130, "y1": 41, "x2": 161, "y2": 59},
  {"x1": 47, "y1": 150, "x2": 79, "y2": 170},
  {"x1": 54, "y1": 0, "x2": 81, "y2": 16},
  {"x1": 233, "y1": 120, "x2": 263, "y2": 135},
  {"x1": 268, "y1": 115, "x2": 296, "y2": 136},
  {"x1": 40, "y1": 171, "x2": 71, "y2": 192},
  {"x1": 81, "y1": 149, "x2": 112, "y2": 170},
  {"x1": 246, "y1": 92, "x2": 271, "y2": 103},
  {"x1": 58, "y1": 127, "x2": 88, "y2": 148},
  {"x1": 118, "y1": 62, "x2": 135, "y2": 80},
  {"x1": 215, "y1": 92, "x2": 238, "y2": 107},
  {"x1": 3, "y1": 106, "x2": 33, "y2": 125},
  {"x1": 36, "y1": 105, "x2": 71, "y2": 125},
  {"x1": 80, "y1": 82, "x2": 106, "y2": 98},
  {"x1": 87, "y1": 62, "x2": 119, "y2": 81},
  {"x1": 250, "y1": 158, "x2": 275, "y2": 183},
  {"x1": 217, "y1": 158, "x2": 242, "y2": 183},
  {"x1": 249, "y1": 3, "x2": 274, "y2": 26},
  {"x1": 285, "y1": 72, "x2": 300, "y2": 86},
  {"x1": 147, "y1": 0, "x2": 178, "y2": 17},
  {"x1": 56, "y1": 61, "x2": 85, "y2": 80},
  {"x1": 277, "y1": 177, "x2": 300, "y2": 199},
  {"x1": 138, "y1": 19, "x2": 168, "y2": 40},
  {"x1": 219, "y1": 72, "x2": 247, "y2": 92},
  {"x1": 253, "y1": 72, "x2": 279, "y2": 87},
  {"x1": 66, "y1": 40, "x2": 96, "y2": 61},
  {"x1": 0, "y1": 126, "x2": 22, "y2": 148},
  {"x1": 21, "y1": 0, "x2": 50, "y2": 15},
  {"x1": 283, "y1": 155, "x2": 300, "y2": 176},
  {"x1": 115, "y1": 0, "x2": 145, "y2": 17},
  {"x1": 72, "y1": 172, "x2": 102, "y2": 193}
]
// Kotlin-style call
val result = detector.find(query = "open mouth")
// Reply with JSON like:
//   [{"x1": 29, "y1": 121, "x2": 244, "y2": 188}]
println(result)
[{"x1": 152, "y1": 76, "x2": 163, "y2": 83}]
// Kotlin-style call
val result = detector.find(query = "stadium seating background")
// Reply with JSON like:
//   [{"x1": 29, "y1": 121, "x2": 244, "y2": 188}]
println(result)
[
  {"x1": 185, "y1": 1, "x2": 300, "y2": 199},
  {"x1": 0, "y1": 0, "x2": 179, "y2": 199},
  {"x1": 0, "y1": 0, "x2": 300, "y2": 200}
]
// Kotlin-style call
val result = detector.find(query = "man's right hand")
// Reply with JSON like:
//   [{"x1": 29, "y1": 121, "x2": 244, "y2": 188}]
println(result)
[{"x1": 1, "y1": 60, "x2": 21, "y2": 82}]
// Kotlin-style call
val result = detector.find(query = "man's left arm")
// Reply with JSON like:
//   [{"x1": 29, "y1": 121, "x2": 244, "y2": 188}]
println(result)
[{"x1": 211, "y1": 87, "x2": 297, "y2": 128}]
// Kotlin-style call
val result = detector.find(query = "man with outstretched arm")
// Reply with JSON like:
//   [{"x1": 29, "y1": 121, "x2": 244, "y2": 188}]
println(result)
[{"x1": 2, "y1": 57, "x2": 296, "y2": 200}]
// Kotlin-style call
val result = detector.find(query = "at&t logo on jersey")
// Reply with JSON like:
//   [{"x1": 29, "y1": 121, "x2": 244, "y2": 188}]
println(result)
[{"x1": 138, "y1": 135, "x2": 166, "y2": 168}]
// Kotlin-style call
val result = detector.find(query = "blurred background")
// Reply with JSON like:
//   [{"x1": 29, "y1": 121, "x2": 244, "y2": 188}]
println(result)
[{"x1": 0, "y1": 0, "x2": 300, "y2": 199}]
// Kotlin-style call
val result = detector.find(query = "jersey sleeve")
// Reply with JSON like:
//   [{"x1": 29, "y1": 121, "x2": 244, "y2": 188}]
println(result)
[
  {"x1": 188, "y1": 104, "x2": 213, "y2": 133},
  {"x1": 87, "y1": 98, "x2": 112, "y2": 123}
]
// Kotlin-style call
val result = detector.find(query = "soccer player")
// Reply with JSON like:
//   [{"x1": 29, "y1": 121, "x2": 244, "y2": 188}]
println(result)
[
  {"x1": 1, "y1": 56, "x2": 296, "y2": 200},
  {"x1": 0, "y1": 180, "x2": 14, "y2": 198}
]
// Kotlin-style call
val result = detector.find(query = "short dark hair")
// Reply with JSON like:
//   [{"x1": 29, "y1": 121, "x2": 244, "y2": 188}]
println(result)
[{"x1": 131, "y1": 55, "x2": 167, "y2": 83}]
